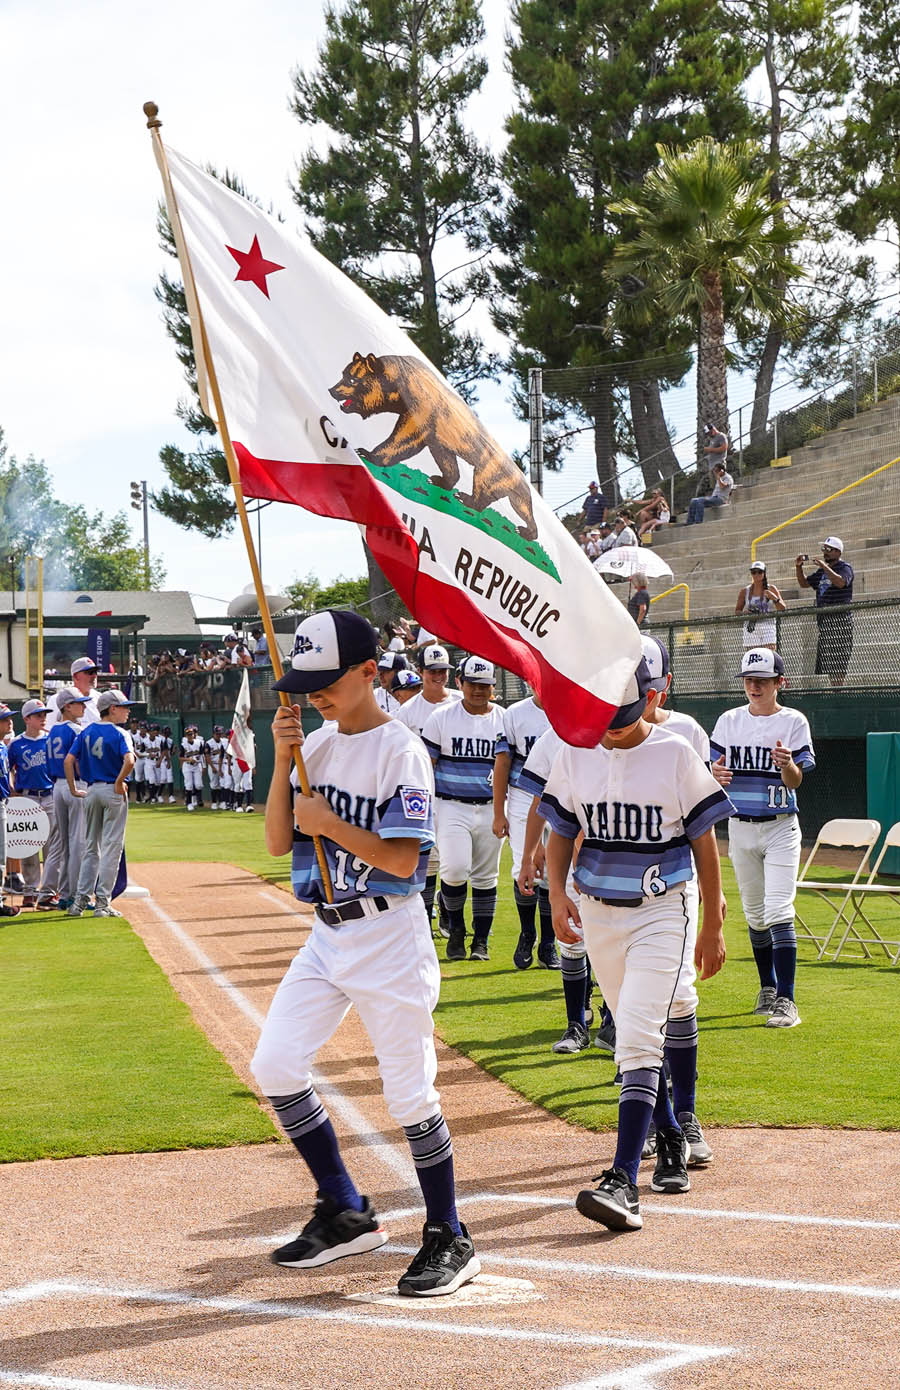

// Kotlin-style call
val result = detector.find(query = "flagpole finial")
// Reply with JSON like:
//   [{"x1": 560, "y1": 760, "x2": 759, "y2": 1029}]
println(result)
[{"x1": 143, "y1": 101, "x2": 162, "y2": 129}]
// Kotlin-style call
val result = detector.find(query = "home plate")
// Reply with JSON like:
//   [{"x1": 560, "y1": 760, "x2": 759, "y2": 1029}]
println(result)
[{"x1": 346, "y1": 1274, "x2": 542, "y2": 1308}]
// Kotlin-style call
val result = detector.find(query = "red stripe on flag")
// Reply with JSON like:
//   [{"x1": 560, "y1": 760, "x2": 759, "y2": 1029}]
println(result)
[{"x1": 235, "y1": 444, "x2": 616, "y2": 746}]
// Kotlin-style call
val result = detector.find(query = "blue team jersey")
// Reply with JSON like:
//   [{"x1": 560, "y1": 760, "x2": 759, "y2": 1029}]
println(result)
[
  {"x1": 71, "y1": 722, "x2": 132, "y2": 783},
  {"x1": 709, "y1": 706, "x2": 815, "y2": 819},
  {"x1": 289, "y1": 720, "x2": 435, "y2": 905},
  {"x1": 421, "y1": 701, "x2": 506, "y2": 802},
  {"x1": 7, "y1": 734, "x2": 52, "y2": 793},
  {"x1": 0, "y1": 743, "x2": 10, "y2": 801},
  {"x1": 46, "y1": 722, "x2": 80, "y2": 779},
  {"x1": 539, "y1": 725, "x2": 733, "y2": 904}
]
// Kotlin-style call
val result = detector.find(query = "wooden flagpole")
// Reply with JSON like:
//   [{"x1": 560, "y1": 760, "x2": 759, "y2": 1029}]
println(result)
[{"x1": 143, "y1": 101, "x2": 334, "y2": 902}]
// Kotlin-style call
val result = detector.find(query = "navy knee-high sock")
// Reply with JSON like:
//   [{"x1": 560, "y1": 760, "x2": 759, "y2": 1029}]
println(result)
[
  {"x1": 599, "y1": 1000, "x2": 614, "y2": 1029},
  {"x1": 423, "y1": 872, "x2": 437, "y2": 924},
  {"x1": 404, "y1": 1113, "x2": 461, "y2": 1235},
  {"x1": 441, "y1": 882, "x2": 467, "y2": 935},
  {"x1": 269, "y1": 1087, "x2": 364, "y2": 1212},
  {"x1": 749, "y1": 926, "x2": 776, "y2": 988},
  {"x1": 513, "y1": 883, "x2": 537, "y2": 938},
  {"x1": 665, "y1": 1013, "x2": 699, "y2": 1117},
  {"x1": 560, "y1": 952, "x2": 587, "y2": 1027},
  {"x1": 535, "y1": 884, "x2": 555, "y2": 944},
  {"x1": 614, "y1": 1069, "x2": 658, "y2": 1184},
  {"x1": 771, "y1": 920, "x2": 797, "y2": 1000},
  {"x1": 471, "y1": 886, "x2": 497, "y2": 941},
  {"x1": 652, "y1": 1063, "x2": 680, "y2": 1132}
]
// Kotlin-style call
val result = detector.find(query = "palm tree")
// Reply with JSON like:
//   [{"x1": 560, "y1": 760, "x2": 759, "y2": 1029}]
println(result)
[{"x1": 610, "y1": 138, "x2": 803, "y2": 448}]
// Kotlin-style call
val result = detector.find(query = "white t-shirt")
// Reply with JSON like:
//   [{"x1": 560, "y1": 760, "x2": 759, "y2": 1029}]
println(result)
[
  {"x1": 496, "y1": 697, "x2": 551, "y2": 790},
  {"x1": 709, "y1": 706, "x2": 815, "y2": 819},
  {"x1": 539, "y1": 724, "x2": 733, "y2": 903},
  {"x1": 395, "y1": 689, "x2": 461, "y2": 739},
  {"x1": 614, "y1": 525, "x2": 639, "y2": 547},
  {"x1": 288, "y1": 719, "x2": 434, "y2": 904},
  {"x1": 374, "y1": 685, "x2": 401, "y2": 717},
  {"x1": 422, "y1": 700, "x2": 506, "y2": 802},
  {"x1": 712, "y1": 470, "x2": 734, "y2": 503},
  {"x1": 660, "y1": 709, "x2": 710, "y2": 764},
  {"x1": 47, "y1": 691, "x2": 100, "y2": 727}
]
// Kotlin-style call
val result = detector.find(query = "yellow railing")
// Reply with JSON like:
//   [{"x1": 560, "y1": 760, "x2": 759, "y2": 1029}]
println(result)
[
  {"x1": 750, "y1": 453, "x2": 900, "y2": 561},
  {"x1": 650, "y1": 583, "x2": 690, "y2": 622}
]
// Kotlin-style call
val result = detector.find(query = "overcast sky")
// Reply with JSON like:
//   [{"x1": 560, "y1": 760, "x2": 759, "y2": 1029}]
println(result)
[{"x1": 0, "y1": 0, "x2": 519, "y2": 619}]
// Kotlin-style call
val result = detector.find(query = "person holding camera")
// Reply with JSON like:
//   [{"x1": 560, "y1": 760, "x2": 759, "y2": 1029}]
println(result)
[
  {"x1": 796, "y1": 538, "x2": 854, "y2": 688},
  {"x1": 735, "y1": 561, "x2": 786, "y2": 649}
]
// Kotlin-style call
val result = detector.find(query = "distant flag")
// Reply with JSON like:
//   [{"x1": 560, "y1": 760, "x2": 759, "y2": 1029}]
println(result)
[
  {"x1": 156, "y1": 144, "x2": 642, "y2": 745},
  {"x1": 112, "y1": 850, "x2": 128, "y2": 901},
  {"x1": 229, "y1": 668, "x2": 255, "y2": 773}
]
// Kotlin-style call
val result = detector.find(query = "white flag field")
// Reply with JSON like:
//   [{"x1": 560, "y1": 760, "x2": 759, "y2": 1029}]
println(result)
[
  {"x1": 229, "y1": 668, "x2": 255, "y2": 773},
  {"x1": 156, "y1": 143, "x2": 642, "y2": 745}
]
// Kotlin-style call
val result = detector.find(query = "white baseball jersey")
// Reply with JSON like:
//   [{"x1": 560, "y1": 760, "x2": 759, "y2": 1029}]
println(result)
[
  {"x1": 288, "y1": 719, "x2": 434, "y2": 905},
  {"x1": 421, "y1": 700, "x2": 506, "y2": 803},
  {"x1": 661, "y1": 709, "x2": 710, "y2": 764},
  {"x1": 709, "y1": 706, "x2": 814, "y2": 819},
  {"x1": 374, "y1": 685, "x2": 401, "y2": 716},
  {"x1": 539, "y1": 724, "x2": 733, "y2": 903},
  {"x1": 496, "y1": 697, "x2": 550, "y2": 789},
  {"x1": 518, "y1": 727, "x2": 566, "y2": 803},
  {"x1": 395, "y1": 689, "x2": 461, "y2": 738},
  {"x1": 180, "y1": 736, "x2": 206, "y2": 763}
]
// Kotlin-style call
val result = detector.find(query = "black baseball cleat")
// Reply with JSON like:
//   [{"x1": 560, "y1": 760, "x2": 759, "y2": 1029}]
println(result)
[
  {"x1": 445, "y1": 931, "x2": 467, "y2": 961},
  {"x1": 271, "y1": 1193, "x2": 388, "y2": 1268},
  {"x1": 537, "y1": 941, "x2": 561, "y2": 969},
  {"x1": 469, "y1": 937, "x2": 490, "y2": 961},
  {"x1": 0, "y1": 903, "x2": 21, "y2": 918},
  {"x1": 397, "y1": 1220, "x2": 480, "y2": 1297},
  {"x1": 650, "y1": 1126, "x2": 690, "y2": 1193},
  {"x1": 576, "y1": 1168, "x2": 642, "y2": 1231},
  {"x1": 592, "y1": 1021, "x2": 617, "y2": 1054},
  {"x1": 513, "y1": 929, "x2": 535, "y2": 970}
]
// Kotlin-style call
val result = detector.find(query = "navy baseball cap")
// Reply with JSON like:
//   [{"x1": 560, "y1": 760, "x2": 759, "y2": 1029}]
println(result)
[
  {"x1": 608, "y1": 657, "x2": 653, "y2": 730},
  {"x1": 274, "y1": 610, "x2": 379, "y2": 694},
  {"x1": 391, "y1": 668, "x2": 423, "y2": 693},
  {"x1": 640, "y1": 634, "x2": 670, "y2": 692},
  {"x1": 377, "y1": 650, "x2": 409, "y2": 673},
  {"x1": 740, "y1": 648, "x2": 785, "y2": 678}
]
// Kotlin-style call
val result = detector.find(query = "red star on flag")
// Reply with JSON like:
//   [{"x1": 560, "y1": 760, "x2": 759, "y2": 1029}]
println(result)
[{"x1": 225, "y1": 235, "x2": 284, "y2": 298}]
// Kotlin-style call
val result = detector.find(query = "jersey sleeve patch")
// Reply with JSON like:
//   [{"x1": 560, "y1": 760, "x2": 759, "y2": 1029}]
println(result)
[{"x1": 401, "y1": 786, "x2": 429, "y2": 820}]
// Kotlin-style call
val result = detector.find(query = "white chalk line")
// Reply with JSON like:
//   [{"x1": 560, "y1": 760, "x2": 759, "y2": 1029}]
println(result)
[
  {"x1": 0, "y1": 1372, "x2": 170, "y2": 1390},
  {"x1": 257, "y1": 889, "x2": 306, "y2": 916},
  {"x1": 375, "y1": 1191, "x2": 900, "y2": 1234},
  {"x1": 381, "y1": 1242, "x2": 900, "y2": 1302},
  {"x1": 137, "y1": 893, "x2": 415, "y2": 1185},
  {"x1": 0, "y1": 1282, "x2": 735, "y2": 1372}
]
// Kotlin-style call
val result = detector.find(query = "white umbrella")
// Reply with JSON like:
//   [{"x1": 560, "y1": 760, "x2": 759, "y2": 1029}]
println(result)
[{"x1": 593, "y1": 548, "x2": 673, "y2": 581}]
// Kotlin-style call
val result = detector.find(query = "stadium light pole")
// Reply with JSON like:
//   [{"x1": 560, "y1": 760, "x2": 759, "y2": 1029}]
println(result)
[{"x1": 130, "y1": 480, "x2": 150, "y2": 588}]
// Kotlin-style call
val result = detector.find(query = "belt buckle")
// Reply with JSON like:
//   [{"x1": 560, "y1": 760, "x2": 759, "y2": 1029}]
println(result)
[{"x1": 317, "y1": 903, "x2": 341, "y2": 927}]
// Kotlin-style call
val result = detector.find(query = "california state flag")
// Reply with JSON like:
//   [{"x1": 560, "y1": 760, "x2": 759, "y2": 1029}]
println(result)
[
  {"x1": 157, "y1": 144, "x2": 642, "y2": 745},
  {"x1": 229, "y1": 669, "x2": 255, "y2": 773}
]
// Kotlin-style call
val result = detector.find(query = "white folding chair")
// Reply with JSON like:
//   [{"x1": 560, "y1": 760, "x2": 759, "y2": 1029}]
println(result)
[
  {"x1": 823, "y1": 822, "x2": 900, "y2": 964},
  {"x1": 793, "y1": 818, "x2": 881, "y2": 955}
]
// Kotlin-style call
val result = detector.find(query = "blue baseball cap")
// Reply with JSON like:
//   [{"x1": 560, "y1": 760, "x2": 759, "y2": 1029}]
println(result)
[
  {"x1": 274, "y1": 610, "x2": 379, "y2": 694},
  {"x1": 608, "y1": 657, "x2": 654, "y2": 730},
  {"x1": 391, "y1": 668, "x2": 423, "y2": 693}
]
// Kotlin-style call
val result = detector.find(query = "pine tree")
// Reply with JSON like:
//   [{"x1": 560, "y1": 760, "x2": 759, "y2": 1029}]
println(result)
[
  {"x1": 290, "y1": 0, "x2": 499, "y2": 400},
  {"x1": 494, "y1": 0, "x2": 754, "y2": 490}
]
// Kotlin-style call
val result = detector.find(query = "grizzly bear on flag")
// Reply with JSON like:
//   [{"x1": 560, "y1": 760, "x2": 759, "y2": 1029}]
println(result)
[{"x1": 329, "y1": 352, "x2": 539, "y2": 541}]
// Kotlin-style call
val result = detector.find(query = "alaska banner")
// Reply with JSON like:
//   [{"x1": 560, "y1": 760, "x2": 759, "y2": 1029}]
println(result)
[{"x1": 156, "y1": 144, "x2": 641, "y2": 745}]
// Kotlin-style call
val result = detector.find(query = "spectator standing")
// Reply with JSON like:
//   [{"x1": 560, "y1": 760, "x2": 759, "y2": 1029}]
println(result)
[
  {"x1": 234, "y1": 641, "x2": 254, "y2": 668},
  {"x1": 582, "y1": 481, "x2": 609, "y2": 527},
  {"x1": 796, "y1": 537, "x2": 854, "y2": 688},
  {"x1": 65, "y1": 690, "x2": 137, "y2": 918},
  {"x1": 8, "y1": 698, "x2": 55, "y2": 908},
  {"x1": 685, "y1": 462, "x2": 734, "y2": 525},
  {"x1": 0, "y1": 704, "x2": 20, "y2": 917},
  {"x1": 613, "y1": 515, "x2": 639, "y2": 547},
  {"x1": 594, "y1": 521, "x2": 617, "y2": 553},
  {"x1": 251, "y1": 628, "x2": 269, "y2": 666},
  {"x1": 702, "y1": 422, "x2": 729, "y2": 474},
  {"x1": 627, "y1": 574, "x2": 651, "y2": 629},
  {"x1": 222, "y1": 633, "x2": 240, "y2": 664},
  {"x1": 736, "y1": 561, "x2": 785, "y2": 649}
]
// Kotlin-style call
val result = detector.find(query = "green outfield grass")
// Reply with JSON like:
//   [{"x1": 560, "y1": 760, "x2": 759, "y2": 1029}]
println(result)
[
  {"x1": 123, "y1": 804, "x2": 900, "y2": 1132},
  {"x1": 0, "y1": 910, "x2": 276, "y2": 1162}
]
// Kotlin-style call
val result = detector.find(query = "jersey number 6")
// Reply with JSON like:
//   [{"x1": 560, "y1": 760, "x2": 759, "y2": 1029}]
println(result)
[{"x1": 641, "y1": 863, "x2": 667, "y2": 898}]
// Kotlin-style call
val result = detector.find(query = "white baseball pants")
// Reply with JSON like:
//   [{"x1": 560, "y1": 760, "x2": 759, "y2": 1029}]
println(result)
[
  {"x1": 132, "y1": 757, "x2": 146, "y2": 784},
  {"x1": 145, "y1": 763, "x2": 159, "y2": 788},
  {"x1": 251, "y1": 896, "x2": 441, "y2": 1127},
  {"x1": 507, "y1": 786, "x2": 531, "y2": 879},
  {"x1": 436, "y1": 799, "x2": 502, "y2": 889},
  {"x1": 579, "y1": 882, "x2": 696, "y2": 1073},
  {"x1": 208, "y1": 766, "x2": 222, "y2": 791},
  {"x1": 727, "y1": 815, "x2": 802, "y2": 929},
  {"x1": 182, "y1": 763, "x2": 204, "y2": 792},
  {"x1": 237, "y1": 769, "x2": 253, "y2": 793}
]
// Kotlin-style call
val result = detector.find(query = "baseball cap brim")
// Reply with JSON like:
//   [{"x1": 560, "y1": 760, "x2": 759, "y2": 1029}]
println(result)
[
  {"x1": 273, "y1": 664, "x2": 350, "y2": 695},
  {"x1": 607, "y1": 693, "x2": 649, "y2": 730}
]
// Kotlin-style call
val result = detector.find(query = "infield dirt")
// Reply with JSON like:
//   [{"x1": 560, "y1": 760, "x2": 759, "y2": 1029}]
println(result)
[{"x1": 1, "y1": 860, "x2": 897, "y2": 1390}]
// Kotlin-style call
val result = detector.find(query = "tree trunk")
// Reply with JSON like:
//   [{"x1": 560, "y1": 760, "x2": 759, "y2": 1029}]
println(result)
[
  {"x1": 592, "y1": 380, "x2": 619, "y2": 503},
  {"x1": 750, "y1": 24, "x2": 784, "y2": 449},
  {"x1": 750, "y1": 319, "x2": 784, "y2": 447},
  {"x1": 698, "y1": 272, "x2": 728, "y2": 446},
  {"x1": 363, "y1": 544, "x2": 393, "y2": 631},
  {"x1": 629, "y1": 378, "x2": 680, "y2": 486}
]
